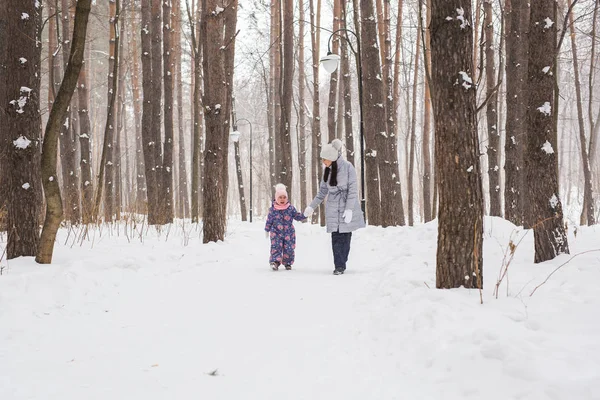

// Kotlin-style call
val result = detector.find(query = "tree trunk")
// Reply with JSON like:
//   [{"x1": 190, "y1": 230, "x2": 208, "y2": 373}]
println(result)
[
  {"x1": 151, "y1": 0, "x2": 165, "y2": 223},
  {"x1": 407, "y1": 12, "x2": 421, "y2": 226},
  {"x1": 422, "y1": 0, "x2": 433, "y2": 223},
  {"x1": 59, "y1": 0, "x2": 81, "y2": 225},
  {"x1": 431, "y1": 0, "x2": 484, "y2": 289},
  {"x1": 5, "y1": 0, "x2": 43, "y2": 258},
  {"x1": 567, "y1": 0, "x2": 595, "y2": 226},
  {"x1": 309, "y1": 0, "x2": 323, "y2": 225},
  {"x1": 38, "y1": 0, "x2": 92, "y2": 264},
  {"x1": 278, "y1": 0, "x2": 294, "y2": 193},
  {"x1": 298, "y1": 0, "x2": 308, "y2": 211},
  {"x1": 504, "y1": 0, "x2": 527, "y2": 226},
  {"x1": 525, "y1": 0, "x2": 569, "y2": 263},
  {"x1": 231, "y1": 103, "x2": 247, "y2": 221},
  {"x1": 77, "y1": 43, "x2": 93, "y2": 223},
  {"x1": 484, "y1": 0, "x2": 501, "y2": 217},
  {"x1": 129, "y1": 7, "x2": 147, "y2": 214},
  {"x1": 162, "y1": 0, "x2": 174, "y2": 223},
  {"x1": 0, "y1": 1, "x2": 7, "y2": 231},
  {"x1": 95, "y1": 0, "x2": 119, "y2": 223},
  {"x1": 173, "y1": 0, "x2": 190, "y2": 219},
  {"x1": 588, "y1": 1, "x2": 598, "y2": 169},
  {"x1": 393, "y1": 0, "x2": 406, "y2": 224},
  {"x1": 359, "y1": 0, "x2": 384, "y2": 226},
  {"x1": 380, "y1": 0, "x2": 403, "y2": 227},
  {"x1": 327, "y1": 0, "x2": 341, "y2": 143},
  {"x1": 201, "y1": 0, "x2": 238, "y2": 242}
]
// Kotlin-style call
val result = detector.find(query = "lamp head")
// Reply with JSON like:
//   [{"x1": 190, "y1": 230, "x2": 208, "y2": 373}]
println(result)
[
  {"x1": 320, "y1": 52, "x2": 341, "y2": 74},
  {"x1": 230, "y1": 130, "x2": 241, "y2": 142}
]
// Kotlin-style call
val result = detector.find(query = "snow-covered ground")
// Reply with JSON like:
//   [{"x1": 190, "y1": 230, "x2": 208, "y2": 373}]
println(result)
[{"x1": 1, "y1": 217, "x2": 599, "y2": 400}]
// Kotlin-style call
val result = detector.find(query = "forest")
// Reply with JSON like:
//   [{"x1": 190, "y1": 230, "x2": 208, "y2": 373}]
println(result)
[{"x1": 1, "y1": 0, "x2": 599, "y2": 289}]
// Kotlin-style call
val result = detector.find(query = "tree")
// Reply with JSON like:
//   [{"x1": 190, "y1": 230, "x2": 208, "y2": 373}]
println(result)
[
  {"x1": 60, "y1": 0, "x2": 82, "y2": 224},
  {"x1": 504, "y1": 0, "x2": 528, "y2": 226},
  {"x1": 484, "y1": 0, "x2": 501, "y2": 217},
  {"x1": 201, "y1": 0, "x2": 238, "y2": 242},
  {"x1": 3, "y1": 0, "x2": 43, "y2": 258},
  {"x1": 567, "y1": 0, "x2": 595, "y2": 226},
  {"x1": 278, "y1": 0, "x2": 294, "y2": 192},
  {"x1": 309, "y1": 0, "x2": 323, "y2": 224},
  {"x1": 94, "y1": 0, "x2": 120, "y2": 223},
  {"x1": 162, "y1": 0, "x2": 174, "y2": 223},
  {"x1": 0, "y1": 0, "x2": 8, "y2": 230},
  {"x1": 173, "y1": 0, "x2": 190, "y2": 219},
  {"x1": 38, "y1": 0, "x2": 93, "y2": 263},
  {"x1": 430, "y1": 0, "x2": 484, "y2": 289},
  {"x1": 525, "y1": 0, "x2": 569, "y2": 263},
  {"x1": 298, "y1": 0, "x2": 308, "y2": 211},
  {"x1": 407, "y1": 8, "x2": 422, "y2": 226},
  {"x1": 77, "y1": 40, "x2": 93, "y2": 223},
  {"x1": 358, "y1": 0, "x2": 385, "y2": 225}
]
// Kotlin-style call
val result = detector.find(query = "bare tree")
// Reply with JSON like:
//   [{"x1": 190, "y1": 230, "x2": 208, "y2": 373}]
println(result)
[
  {"x1": 278, "y1": 0, "x2": 294, "y2": 192},
  {"x1": 567, "y1": 0, "x2": 595, "y2": 226},
  {"x1": 94, "y1": 0, "x2": 120, "y2": 222},
  {"x1": 407, "y1": 8, "x2": 421, "y2": 227},
  {"x1": 298, "y1": 0, "x2": 308, "y2": 211},
  {"x1": 59, "y1": 0, "x2": 82, "y2": 224},
  {"x1": 327, "y1": 0, "x2": 341, "y2": 143},
  {"x1": 309, "y1": 0, "x2": 323, "y2": 224},
  {"x1": 38, "y1": 0, "x2": 93, "y2": 264},
  {"x1": 0, "y1": 1, "x2": 8, "y2": 229},
  {"x1": 173, "y1": 0, "x2": 190, "y2": 219},
  {"x1": 525, "y1": 0, "x2": 569, "y2": 263},
  {"x1": 200, "y1": 0, "x2": 238, "y2": 242},
  {"x1": 422, "y1": 0, "x2": 433, "y2": 223},
  {"x1": 162, "y1": 0, "x2": 174, "y2": 223},
  {"x1": 431, "y1": 0, "x2": 484, "y2": 289},
  {"x1": 504, "y1": 0, "x2": 528, "y2": 225},
  {"x1": 484, "y1": 0, "x2": 501, "y2": 217},
  {"x1": 4, "y1": 0, "x2": 43, "y2": 258},
  {"x1": 358, "y1": 0, "x2": 385, "y2": 225}
]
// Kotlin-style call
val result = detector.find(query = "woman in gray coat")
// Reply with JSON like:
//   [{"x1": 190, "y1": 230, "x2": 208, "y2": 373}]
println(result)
[{"x1": 304, "y1": 139, "x2": 365, "y2": 275}]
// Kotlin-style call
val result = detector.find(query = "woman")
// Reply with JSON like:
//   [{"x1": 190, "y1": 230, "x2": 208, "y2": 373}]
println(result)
[{"x1": 304, "y1": 139, "x2": 365, "y2": 275}]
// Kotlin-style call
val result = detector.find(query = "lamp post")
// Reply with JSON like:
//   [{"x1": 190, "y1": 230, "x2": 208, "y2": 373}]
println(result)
[
  {"x1": 230, "y1": 118, "x2": 253, "y2": 222},
  {"x1": 320, "y1": 29, "x2": 366, "y2": 216}
]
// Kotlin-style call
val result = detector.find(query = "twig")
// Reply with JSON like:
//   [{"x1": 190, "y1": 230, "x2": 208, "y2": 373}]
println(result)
[{"x1": 529, "y1": 249, "x2": 600, "y2": 296}]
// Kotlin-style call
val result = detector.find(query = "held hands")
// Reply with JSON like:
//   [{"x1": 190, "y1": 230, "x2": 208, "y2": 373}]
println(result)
[
  {"x1": 343, "y1": 209, "x2": 352, "y2": 223},
  {"x1": 303, "y1": 206, "x2": 314, "y2": 217}
]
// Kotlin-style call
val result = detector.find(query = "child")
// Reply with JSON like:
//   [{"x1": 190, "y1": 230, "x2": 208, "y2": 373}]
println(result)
[{"x1": 265, "y1": 183, "x2": 307, "y2": 271}]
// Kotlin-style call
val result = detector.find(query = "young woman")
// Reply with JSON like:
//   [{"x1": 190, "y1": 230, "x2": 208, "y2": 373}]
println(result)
[{"x1": 304, "y1": 139, "x2": 365, "y2": 275}]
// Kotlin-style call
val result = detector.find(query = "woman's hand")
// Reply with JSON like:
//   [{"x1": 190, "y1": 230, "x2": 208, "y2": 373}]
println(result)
[
  {"x1": 343, "y1": 209, "x2": 352, "y2": 223},
  {"x1": 303, "y1": 206, "x2": 314, "y2": 217}
]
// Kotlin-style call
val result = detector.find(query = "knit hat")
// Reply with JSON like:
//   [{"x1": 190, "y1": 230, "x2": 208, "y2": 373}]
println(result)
[
  {"x1": 274, "y1": 183, "x2": 288, "y2": 199},
  {"x1": 320, "y1": 139, "x2": 343, "y2": 161}
]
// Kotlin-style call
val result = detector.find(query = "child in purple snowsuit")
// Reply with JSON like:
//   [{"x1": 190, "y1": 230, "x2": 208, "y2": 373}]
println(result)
[{"x1": 265, "y1": 183, "x2": 307, "y2": 270}]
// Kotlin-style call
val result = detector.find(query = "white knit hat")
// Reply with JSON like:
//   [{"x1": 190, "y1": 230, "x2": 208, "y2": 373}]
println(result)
[
  {"x1": 320, "y1": 139, "x2": 343, "y2": 161},
  {"x1": 274, "y1": 183, "x2": 288, "y2": 199}
]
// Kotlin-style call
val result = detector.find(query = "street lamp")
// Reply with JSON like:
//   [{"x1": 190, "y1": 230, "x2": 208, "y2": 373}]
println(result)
[
  {"x1": 230, "y1": 118, "x2": 253, "y2": 222},
  {"x1": 320, "y1": 29, "x2": 366, "y2": 216}
]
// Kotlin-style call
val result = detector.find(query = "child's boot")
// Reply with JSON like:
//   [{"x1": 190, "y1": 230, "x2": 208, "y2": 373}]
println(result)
[{"x1": 270, "y1": 262, "x2": 279, "y2": 271}]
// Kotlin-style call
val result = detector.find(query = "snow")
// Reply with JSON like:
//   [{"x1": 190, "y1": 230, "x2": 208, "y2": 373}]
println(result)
[
  {"x1": 549, "y1": 194, "x2": 559, "y2": 209},
  {"x1": 21, "y1": 13, "x2": 30, "y2": 20},
  {"x1": 542, "y1": 66, "x2": 551, "y2": 74},
  {"x1": 21, "y1": 183, "x2": 30, "y2": 190},
  {"x1": 541, "y1": 140, "x2": 555, "y2": 154},
  {"x1": 537, "y1": 102, "x2": 551, "y2": 116},
  {"x1": 1, "y1": 218, "x2": 599, "y2": 400},
  {"x1": 456, "y1": 8, "x2": 470, "y2": 30},
  {"x1": 13, "y1": 135, "x2": 31, "y2": 149},
  {"x1": 458, "y1": 71, "x2": 473, "y2": 90},
  {"x1": 214, "y1": 6, "x2": 224, "y2": 15},
  {"x1": 19, "y1": 58, "x2": 27, "y2": 64},
  {"x1": 544, "y1": 18, "x2": 554, "y2": 29}
]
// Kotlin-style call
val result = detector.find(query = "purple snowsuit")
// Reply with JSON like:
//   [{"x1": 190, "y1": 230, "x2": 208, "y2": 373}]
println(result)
[{"x1": 265, "y1": 201, "x2": 307, "y2": 265}]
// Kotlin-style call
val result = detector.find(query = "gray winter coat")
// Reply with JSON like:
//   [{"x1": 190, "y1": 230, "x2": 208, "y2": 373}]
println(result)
[{"x1": 309, "y1": 157, "x2": 366, "y2": 233}]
